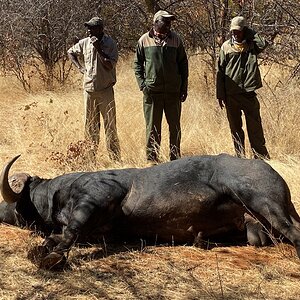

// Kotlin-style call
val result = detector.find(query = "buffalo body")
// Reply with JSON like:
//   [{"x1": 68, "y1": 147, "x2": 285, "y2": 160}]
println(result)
[{"x1": 1, "y1": 154, "x2": 300, "y2": 268}]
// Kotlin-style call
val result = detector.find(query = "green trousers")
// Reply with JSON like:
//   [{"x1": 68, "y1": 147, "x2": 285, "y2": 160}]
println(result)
[
  {"x1": 143, "y1": 91, "x2": 181, "y2": 162},
  {"x1": 225, "y1": 92, "x2": 270, "y2": 159}
]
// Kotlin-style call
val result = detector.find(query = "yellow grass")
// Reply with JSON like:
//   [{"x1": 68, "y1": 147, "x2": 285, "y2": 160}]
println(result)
[{"x1": 0, "y1": 55, "x2": 299, "y2": 299}]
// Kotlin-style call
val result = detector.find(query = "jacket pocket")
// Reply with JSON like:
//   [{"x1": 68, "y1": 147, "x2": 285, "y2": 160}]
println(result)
[{"x1": 145, "y1": 77, "x2": 157, "y2": 90}]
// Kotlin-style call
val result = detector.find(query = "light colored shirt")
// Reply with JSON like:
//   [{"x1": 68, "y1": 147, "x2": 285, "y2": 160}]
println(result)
[
  {"x1": 68, "y1": 34, "x2": 118, "y2": 92},
  {"x1": 232, "y1": 38, "x2": 248, "y2": 53}
]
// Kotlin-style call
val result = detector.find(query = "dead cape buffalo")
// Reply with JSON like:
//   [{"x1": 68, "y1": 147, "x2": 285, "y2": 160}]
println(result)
[{"x1": 1, "y1": 154, "x2": 300, "y2": 269}]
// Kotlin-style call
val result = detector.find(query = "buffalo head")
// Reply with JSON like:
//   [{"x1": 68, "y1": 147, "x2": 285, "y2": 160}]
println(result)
[{"x1": 0, "y1": 155, "x2": 31, "y2": 204}]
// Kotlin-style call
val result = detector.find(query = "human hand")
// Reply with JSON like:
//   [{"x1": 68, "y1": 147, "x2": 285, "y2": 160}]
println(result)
[
  {"x1": 142, "y1": 86, "x2": 149, "y2": 94},
  {"x1": 90, "y1": 36, "x2": 101, "y2": 49},
  {"x1": 91, "y1": 36, "x2": 107, "y2": 57},
  {"x1": 243, "y1": 26, "x2": 255, "y2": 41},
  {"x1": 79, "y1": 66, "x2": 86, "y2": 74},
  {"x1": 218, "y1": 98, "x2": 226, "y2": 109},
  {"x1": 91, "y1": 36, "x2": 110, "y2": 60},
  {"x1": 180, "y1": 92, "x2": 187, "y2": 102}
]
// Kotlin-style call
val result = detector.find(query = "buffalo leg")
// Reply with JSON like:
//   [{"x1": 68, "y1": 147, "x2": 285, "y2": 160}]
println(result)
[
  {"x1": 28, "y1": 234, "x2": 67, "y2": 269},
  {"x1": 193, "y1": 232, "x2": 207, "y2": 248},
  {"x1": 251, "y1": 200, "x2": 300, "y2": 257},
  {"x1": 244, "y1": 214, "x2": 271, "y2": 246},
  {"x1": 40, "y1": 201, "x2": 98, "y2": 269}
]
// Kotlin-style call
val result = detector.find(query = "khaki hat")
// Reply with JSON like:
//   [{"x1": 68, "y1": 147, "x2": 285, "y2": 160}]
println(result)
[
  {"x1": 153, "y1": 10, "x2": 175, "y2": 23},
  {"x1": 84, "y1": 17, "x2": 104, "y2": 28},
  {"x1": 230, "y1": 16, "x2": 246, "y2": 31}
]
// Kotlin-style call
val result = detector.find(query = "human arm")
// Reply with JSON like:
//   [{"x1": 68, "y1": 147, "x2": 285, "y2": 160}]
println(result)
[
  {"x1": 216, "y1": 46, "x2": 227, "y2": 109},
  {"x1": 177, "y1": 40, "x2": 189, "y2": 102},
  {"x1": 90, "y1": 36, "x2": 117, "y2": 70},
  {"x1": 133, "y1": 41, "x2": 146, "y2": 91},
  {"x1": 244, "y1": 27, "x2": 268, "y2": 54},
  {"x1": 67, "y1": 52, "x2": 86, "y2": 74},
  {"x1": 67, "y1": 41, "x2": 86, "y2": 74}
]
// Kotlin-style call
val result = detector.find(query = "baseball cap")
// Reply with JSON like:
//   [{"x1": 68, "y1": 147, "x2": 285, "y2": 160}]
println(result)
[
  {"x1": 230, "y1": 16, "x2": 246, "y2": 31},
  {"x1": 84, "y1": 17, "x2": 104, "y2": 28},
  {"x1": 153, "y1": 10, "x2": 175, "y2": 22}
]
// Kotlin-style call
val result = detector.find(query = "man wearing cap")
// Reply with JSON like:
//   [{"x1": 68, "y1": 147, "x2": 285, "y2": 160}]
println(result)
[
  {"x1": 68, "y1": 17, "x2": 121, "y2": 162},
  {"x1": 134, "y1": 10, "x2": 188, "y2": 164},
  {"x1": 216, "y1": 16, "x2": 270, "y2": 159}
]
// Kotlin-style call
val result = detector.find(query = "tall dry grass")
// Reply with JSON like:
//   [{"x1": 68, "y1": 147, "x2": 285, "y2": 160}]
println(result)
[
  {"x1": 0, "y1": 55, "x2": 300, "y2": 299},
  {"x1": 1, "y1": 55, "x2": 299, "y2": 168},
  {"x1": 0, "y1": 54, "x2": 298, "y2": 199}
]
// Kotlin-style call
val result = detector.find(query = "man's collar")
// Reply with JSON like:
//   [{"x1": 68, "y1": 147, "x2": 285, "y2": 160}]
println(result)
[
  {"x1": 149, "y1": 28, "x2": 171, "y2": 39},
  {"x1": 149, "y1": 28, "x2": 155, "y2": 38}
]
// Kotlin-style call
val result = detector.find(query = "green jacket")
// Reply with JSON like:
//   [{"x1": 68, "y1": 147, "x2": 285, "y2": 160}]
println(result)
[
  {"x1": 216, "y1": 27, "x2": 268, "y2": 100},
  {"x1": 134, "y1": 29, "x2": 188, "y2": 95}
]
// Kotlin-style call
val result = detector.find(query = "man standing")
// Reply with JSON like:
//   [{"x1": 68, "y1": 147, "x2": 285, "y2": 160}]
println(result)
[
  {"x1": 134, "y1": 10, "x2": 189, "y2": 164},
  {"x1": 68, "y1": 17, "x2": 121, "y2": 162},
  {"x1": 216, "y1": 16, "x2": 270, "y2": 159}
]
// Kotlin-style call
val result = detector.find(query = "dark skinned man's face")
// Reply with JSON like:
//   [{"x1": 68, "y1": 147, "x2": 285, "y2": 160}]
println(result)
[
  {"x1": 87, "y1": 25, "x2": 103, "y2": 38},
  {"x1": 231, "y1": 29, "x2": 245, "y2": 43},
  {"x1": 154, "y1": 18, "x2": 171, "y2": 39}
]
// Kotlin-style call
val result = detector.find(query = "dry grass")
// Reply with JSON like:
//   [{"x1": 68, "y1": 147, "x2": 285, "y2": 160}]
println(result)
[
  {"x1": 0, "y1": 55, "x2": 299, "y2": 299},
  {"x1": 1, "y1": 225, "x2": 300, "y2": 299}
]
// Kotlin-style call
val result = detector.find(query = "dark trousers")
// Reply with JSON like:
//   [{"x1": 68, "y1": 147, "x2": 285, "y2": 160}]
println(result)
[
  {"x1": 225, "y1": 92, "x2": 270, "y2": 159},
  {"x1": 143, "y1": 91, "x2": 181, "y2": 162}
]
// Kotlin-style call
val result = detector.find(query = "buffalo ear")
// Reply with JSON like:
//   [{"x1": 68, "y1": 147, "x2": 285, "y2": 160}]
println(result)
[{"x1": 8, "y1": 173, "x2": 31, "y2": 193}]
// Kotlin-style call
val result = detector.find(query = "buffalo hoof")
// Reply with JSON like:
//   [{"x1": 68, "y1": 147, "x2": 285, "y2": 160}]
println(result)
[
  {"x1": 245, "y1": 218, "x2": 271, "y2": 247},
  {"x1": 39, "y1": 251, "x2": 67, "y2": 270},
  {"x1": 193, "y1": 232, "x2": 207, "y2": 249},
  {"x1": 27, "y1": 245, "x2": 49, "y2": 266}
]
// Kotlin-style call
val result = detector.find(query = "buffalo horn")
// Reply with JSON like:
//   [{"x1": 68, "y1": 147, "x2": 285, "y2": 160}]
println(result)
[{"x1": 0, "y1": 155, "x2": 22, "y2": 204}]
